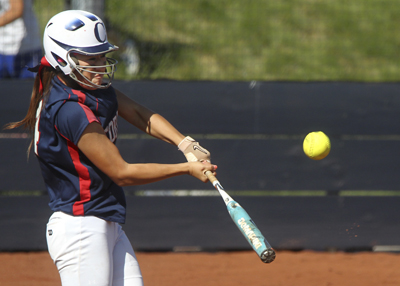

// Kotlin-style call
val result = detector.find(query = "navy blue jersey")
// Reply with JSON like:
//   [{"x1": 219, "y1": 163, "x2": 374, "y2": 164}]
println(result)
[{"x1": 35, "y1": 76, "x2": 126, "y2": 223}]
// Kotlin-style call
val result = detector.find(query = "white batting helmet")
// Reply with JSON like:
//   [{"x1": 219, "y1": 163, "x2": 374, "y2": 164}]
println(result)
[{"x1": 43, "y1": 10, "x2": 119, "y2": 88}]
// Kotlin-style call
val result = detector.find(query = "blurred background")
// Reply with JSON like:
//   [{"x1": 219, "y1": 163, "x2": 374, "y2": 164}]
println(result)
[
  {"x1": 1, "y1": 0, "x2": 400, "y2": 253},
  {"x1": 33, "y1": 0, "x2": 400, "y2": 81}
]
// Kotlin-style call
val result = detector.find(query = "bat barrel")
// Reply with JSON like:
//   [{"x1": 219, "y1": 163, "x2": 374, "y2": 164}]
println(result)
[
  {"x1": 227, "y1": 200, "x2": 276, "y2": 263},
  {"x1": 205, "y1": 172, "x2": 276, "y2": 264}
]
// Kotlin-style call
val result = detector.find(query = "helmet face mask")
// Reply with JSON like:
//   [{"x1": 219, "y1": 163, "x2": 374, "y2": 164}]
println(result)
[
  {"x1": 68, "y1": 53, "x2": 117, "y2": 89},
  {"x1": 43, "y1": 10, "x2": 119, "y2": 89}
]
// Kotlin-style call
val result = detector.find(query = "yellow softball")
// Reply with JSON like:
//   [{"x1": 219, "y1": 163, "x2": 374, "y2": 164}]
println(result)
[{"x1": 303, "y1": 131, "x2": 331, "y2": 160}]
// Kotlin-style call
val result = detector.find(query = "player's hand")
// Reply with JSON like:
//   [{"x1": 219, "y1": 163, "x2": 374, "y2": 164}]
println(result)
[
  {"x1": 178, "y1": 136, "x2": 211, "y2": 162},
  {"x1": 188, "y1": 161, "x2": 217, "y2": 183}
]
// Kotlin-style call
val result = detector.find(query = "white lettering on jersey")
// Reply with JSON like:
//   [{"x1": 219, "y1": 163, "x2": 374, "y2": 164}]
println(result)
[
  {"x1": 34, "y1": 100, "x2": 43, "y2": 156},
  {"x1": 104, "y1": 111, "x2": 118, "y2": 143}
]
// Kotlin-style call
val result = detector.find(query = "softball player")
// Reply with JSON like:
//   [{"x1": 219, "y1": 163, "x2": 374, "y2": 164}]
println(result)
[{"x1": 5, "y1": 10, "x2": 215, "y2": 286}]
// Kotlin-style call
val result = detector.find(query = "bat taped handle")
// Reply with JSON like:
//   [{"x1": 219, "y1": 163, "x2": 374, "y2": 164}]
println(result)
[{"x1": 205, "y1": 170, "x2": 218, "y2": 184}]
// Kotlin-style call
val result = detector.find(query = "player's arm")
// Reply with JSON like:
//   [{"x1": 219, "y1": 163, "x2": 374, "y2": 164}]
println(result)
[
  {"x1": 0, "y1": 0, "x2": 23, "y2": 27},
  {"x1": 115, "y1": 88, "x2": 185, "y2": 146},
  {"x1": 115, "y1": 88, "x2": 211, "y2": 162},
  {"x1": 76, "y1": 122, "x2": 215, "y2": 186}
]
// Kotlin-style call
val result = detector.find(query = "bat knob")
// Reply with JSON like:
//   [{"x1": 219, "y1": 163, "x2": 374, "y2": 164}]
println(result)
[{"x1": 260, "y1": 248, "x2": 276, "y2": 263}]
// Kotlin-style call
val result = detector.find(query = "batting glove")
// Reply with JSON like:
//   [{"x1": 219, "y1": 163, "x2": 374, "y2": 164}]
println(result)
[{"x1": 178, "y1": 136, "x2": 211, "y2": 162}]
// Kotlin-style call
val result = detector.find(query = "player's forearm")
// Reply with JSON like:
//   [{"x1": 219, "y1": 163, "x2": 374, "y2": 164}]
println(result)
[
  {"x1": 116, "y1": 89, "x2": 185, "y2": 146},
  {"x1": 0, "y1": 0, "x2": 24, "y2": 27},
  {"x1": 114, "y1": 162, "x2": 189, "y2": 186},
  {"x1": 145, "y1": 113, "x2": 185, "y2": 146}
]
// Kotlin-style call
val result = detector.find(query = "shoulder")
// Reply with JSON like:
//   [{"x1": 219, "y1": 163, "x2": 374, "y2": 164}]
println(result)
[
  {"x1": 48, "y1": 77, "x2": 93, "y2": 106},
  {"x1": 47, "y1": 76, "x2": 73, "y2": 102},
  {"x1": 55, "y1": 101, "x2": 100, "y2": 144},
  {"x1": 57, "y1": 101, "x2": 98, "y2": 125}
]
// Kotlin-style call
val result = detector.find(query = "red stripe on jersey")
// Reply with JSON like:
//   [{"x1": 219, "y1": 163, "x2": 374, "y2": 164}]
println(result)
[
  {"x1": 55, "y1": 92, "x2": 100, "y2": 215},
  {"x1": 67, "y1": 141, "x2": 92, "y2": 216},
  {"x1": 72, "y1": 89, "x2": 86, "y2": 104},
  {"x1": 72, "y1": 89, "x2": 100, "y2": 122},
  {"x1": 78, "y1": 103, "x2": 98, "y2": 124}
]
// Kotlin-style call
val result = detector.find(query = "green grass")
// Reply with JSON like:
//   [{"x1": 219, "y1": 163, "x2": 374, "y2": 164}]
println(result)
[
  {"x1": 340, "y1": 191, "x2": 400, "y2": 196},
  {"x1": 33, "y1": 0, "x2": 64, "y2": 35},
  {"x1": 34, "y1": 0, "x2": 400, "y2": 81},
  {"x1": 0, "y1": 190, "x2": 46, "y2": 196}
]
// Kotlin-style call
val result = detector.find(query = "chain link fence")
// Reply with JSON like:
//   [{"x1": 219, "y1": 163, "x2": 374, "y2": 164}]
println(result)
[{"x1": 18, "y1": 0, "x2": 400, "y2": 81}]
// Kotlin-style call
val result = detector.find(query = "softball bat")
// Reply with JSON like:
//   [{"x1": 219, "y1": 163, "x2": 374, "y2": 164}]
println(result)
[{"x1": 205, "y1": 171, "x2": 276, "y2": 263}]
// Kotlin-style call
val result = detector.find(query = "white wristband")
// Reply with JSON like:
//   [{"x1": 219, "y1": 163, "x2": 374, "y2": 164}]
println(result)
[{"x1": 178, "y1": 136, "x2": 196, "y2": 152}]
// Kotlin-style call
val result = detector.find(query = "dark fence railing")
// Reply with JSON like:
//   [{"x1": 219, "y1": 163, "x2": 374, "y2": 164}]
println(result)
[{"x1": 1, "y1": 80, "x2": 400, "y2": 251}]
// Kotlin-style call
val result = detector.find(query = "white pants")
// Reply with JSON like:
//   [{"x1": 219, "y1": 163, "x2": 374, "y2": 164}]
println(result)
[{"x1": 46, "y1": 212, "x2": 143, "y2": 286}]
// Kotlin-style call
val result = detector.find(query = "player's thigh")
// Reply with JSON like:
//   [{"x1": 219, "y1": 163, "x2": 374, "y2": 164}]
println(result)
[
  {"x1": 46, "y1": 212, "x2": 115, "y2": 286},
  {"x1": 112, "y1": 227, "x2": 143, "y2": 286}
]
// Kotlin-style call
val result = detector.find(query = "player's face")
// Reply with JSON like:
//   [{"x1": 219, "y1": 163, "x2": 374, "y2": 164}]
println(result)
[{"x1": 74, "y1": 53, "x2": 107, "y2": 90}]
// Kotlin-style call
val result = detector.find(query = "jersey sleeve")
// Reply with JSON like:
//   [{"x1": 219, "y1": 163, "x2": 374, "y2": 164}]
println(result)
[{"x1": 55, "y1": 101, "x2": 100, "y2": 145}]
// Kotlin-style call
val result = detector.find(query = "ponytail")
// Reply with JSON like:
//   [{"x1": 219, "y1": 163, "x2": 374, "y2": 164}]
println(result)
[
  {"x1": 4, "y1": 57, "x2": 81, "y2": 156},
  {"x1": 3, "y1": 57, "x2": 57, "y2": 155}
]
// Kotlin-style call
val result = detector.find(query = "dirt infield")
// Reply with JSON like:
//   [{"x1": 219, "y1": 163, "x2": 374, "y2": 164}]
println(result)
[{"x1": 0, "y1": 250, "x2": 399, "y2": 286}]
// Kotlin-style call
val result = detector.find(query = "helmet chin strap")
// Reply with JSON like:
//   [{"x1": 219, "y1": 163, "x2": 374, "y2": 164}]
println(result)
[{"x1": 68, "y1": 57, "x2": 118, "y2": 89}]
